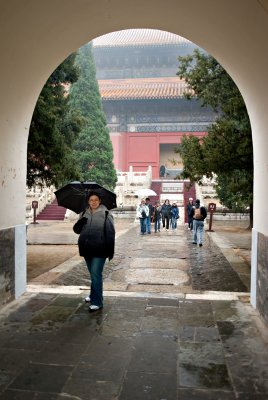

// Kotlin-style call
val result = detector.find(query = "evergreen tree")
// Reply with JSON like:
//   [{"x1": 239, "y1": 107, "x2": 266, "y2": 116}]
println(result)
[
  {"x1": 27, "y1": 53, "x2": 83, "y2": 187},
  {"x1": 176, "y1": 49, "x2": 253, "y2": 224},
  {"x1": 69, "y1": 43, "x2": 117, "y2": 191}
]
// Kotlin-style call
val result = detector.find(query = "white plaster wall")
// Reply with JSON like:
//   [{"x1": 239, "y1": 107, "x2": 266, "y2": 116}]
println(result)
[{"x1": 0, "y1": 0, "x2": 268, "y2": 300}]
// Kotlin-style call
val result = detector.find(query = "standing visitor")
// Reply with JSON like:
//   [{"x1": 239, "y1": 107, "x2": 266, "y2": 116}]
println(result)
[
  {"x1": 161, "y1": 199, "x2": 172, "y2": 230},
  {"x1": 145, "y1": 197, "x2": 154, "y2": 234},
  {"x1": 187, "y1": 197, "x2": 194, "y2": 231},
  {"x1": 73, "y1": 191, "x2": 115, "y2": 312},
  {"x1": 190, "y1": 199, "x2": 207, "y2": 246},
  {"x1": 152, "y1": 202, "x2": 162, "y2": 233},
  {"x1": 171, "y1": 203, "x2": 179, "y2": 229},
  {"x1": 136, "y1": 199, "x2": 149, "y2": 235}
]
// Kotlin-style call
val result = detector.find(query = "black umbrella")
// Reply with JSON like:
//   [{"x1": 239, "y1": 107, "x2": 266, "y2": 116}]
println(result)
[{"x1": 54, "y1": 181, "x2": 117, "y2": 214}]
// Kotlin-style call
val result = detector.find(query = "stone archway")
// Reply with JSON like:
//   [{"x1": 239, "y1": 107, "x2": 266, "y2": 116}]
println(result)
[{"x1": 0, "y1": 0, "x2": 268, "y2": 322}]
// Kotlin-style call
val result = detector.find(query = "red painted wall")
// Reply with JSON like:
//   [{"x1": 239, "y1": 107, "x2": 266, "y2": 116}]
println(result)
[
  {"x1": 110, "y1": 132, "x2": 127, "y2": 171},
  {"x1": 111, "y1": 131, "x2": 207, "y2": 177}
]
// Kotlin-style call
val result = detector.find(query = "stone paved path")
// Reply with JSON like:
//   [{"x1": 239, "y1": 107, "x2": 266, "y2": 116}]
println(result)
[{"x1": 43, "y1": 223, "x2": 249, "y2": 295}]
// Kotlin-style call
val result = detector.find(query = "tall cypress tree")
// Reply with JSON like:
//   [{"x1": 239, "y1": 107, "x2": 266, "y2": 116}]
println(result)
[
  {"x1": 69, "y1": 43, "x2": 117, "y2": 191},
  {"x1": 28, "y1": 53, "x2": 83, "y2": 187}
]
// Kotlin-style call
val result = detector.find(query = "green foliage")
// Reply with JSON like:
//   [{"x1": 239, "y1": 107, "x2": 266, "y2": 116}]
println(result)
[
  {"x1": 27, "y1": 53, "x2": 83, "y2": 187},
  {"x1": 178, "y1": 135, "x2": 209, "y2": 182},
  {"x1": 215, "y1": 170, "x2": 253, "y2": 211},
  {"x1": 176, "y1": 49, "x2": 253, "y2": 213},
  {"x1": 69, "y1": 43, "x2": 117, "y2": 191}
]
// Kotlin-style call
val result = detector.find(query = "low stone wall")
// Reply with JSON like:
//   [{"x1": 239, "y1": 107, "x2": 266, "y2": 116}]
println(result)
[
  {"x1": 257, "y1": 232, "x2": 268, "y2": 325},
  {"x1": 112, "y1": 210, "x2": 136, "y2": 219},
  {"x1": 212, "y1": 212, "x2": 249, "y2": 221},
  {"x1": 0, "y1": 227, "x2": 15, "y2": 306}
]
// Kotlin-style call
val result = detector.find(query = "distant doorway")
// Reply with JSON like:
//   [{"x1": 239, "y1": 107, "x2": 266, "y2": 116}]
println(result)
[{"x1": 159, "y1": 143, "x2": 183, "y2": 178}]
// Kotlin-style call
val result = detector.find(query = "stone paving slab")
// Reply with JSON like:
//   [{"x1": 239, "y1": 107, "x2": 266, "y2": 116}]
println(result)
[
  {"x1": 127, "y1": 284, "x2": 194, "y2": 293},
  {"x1": 130, "y1": 257, "x2": 188, "y2": 269},
  {"x1": 125, "y1": 268, "x2": 189, "y2": 285}
]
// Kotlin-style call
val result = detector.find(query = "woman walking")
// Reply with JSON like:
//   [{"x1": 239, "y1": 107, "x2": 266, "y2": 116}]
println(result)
[
  {"x1": 171, "y1": 203, "x2": 179, "y2": 230},
  {"x1": 136, "y1": 199, "x2": 149, "y2": 235},
  {"x1": 73, "y1": 191, "x2": 115, "y2": 312},
  {"x1": 152, "y1": 202, "x2": 162, "y2": 233},
  {"x1": 187, "y1": 197, "x2": 194, "y2": 231},
  {"x1": 161, "y1": 199, "x2": 172, "y2": 230}
]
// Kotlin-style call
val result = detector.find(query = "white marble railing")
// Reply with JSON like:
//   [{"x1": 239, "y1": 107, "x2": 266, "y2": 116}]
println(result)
[
  {"x1": 26, "y1": 186, "x2": 55, "y2": 220},
  {"x1": 115, "y1": 166, "x2": 152, "y2": 206}
]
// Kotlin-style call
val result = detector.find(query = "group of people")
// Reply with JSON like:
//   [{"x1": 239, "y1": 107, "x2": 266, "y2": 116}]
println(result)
[
  {"x1": 136, "y1": 197, "x2": 180, "y2": 234},
  {"x1": 137, "y1": 196, "x2": 207, "y2": 247}
]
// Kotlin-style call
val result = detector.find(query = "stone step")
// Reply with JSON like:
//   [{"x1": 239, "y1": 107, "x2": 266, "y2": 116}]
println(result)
[{"x1": 36, "y1": 200, "x2": 66, "y2": 221}]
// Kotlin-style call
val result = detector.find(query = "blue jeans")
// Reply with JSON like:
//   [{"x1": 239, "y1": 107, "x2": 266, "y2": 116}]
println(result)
[
  {"x1": 154, "y1": 218, "x2": 161, "y2": 232},
  {"x1": 84, "y1": 257, "x2": 106, "y2": 307},
  {"x1": 171, "y1": 216, "x2": 177, "y2": 229},
  {"x1": 139, "y1": 217, "x2": 146, "y2": 234},
  {"x1": 193, "y1": 220, "x2": 204, "y2": 244},
  {"x1": 146, "y1": 216, "x2": 151, "y2": 233}
]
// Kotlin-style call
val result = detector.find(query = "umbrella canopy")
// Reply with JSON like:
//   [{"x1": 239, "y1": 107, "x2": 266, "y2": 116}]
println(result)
[
  {"x1": 134, "y1": 188, "x2": 157, "y2": 197},
  {"x1": 55, "y1": 181, "x2": 117, "y2": 214}
]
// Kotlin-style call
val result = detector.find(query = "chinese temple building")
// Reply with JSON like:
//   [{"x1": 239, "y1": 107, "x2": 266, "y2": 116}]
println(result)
[{"x1": 92, "y1": 29, "x2": 217, "y2": 180}]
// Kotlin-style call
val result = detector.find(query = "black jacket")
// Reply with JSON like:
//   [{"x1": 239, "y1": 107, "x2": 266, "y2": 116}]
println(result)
[
  {"x1": 190, "y1": 205, "x2": 207, "y2": 221},
  {"x1": 161, "y1": 203, "x2": 172, "y2": 217},
  {"x1": 74, "y1": 205, "x2": 115, "y2": 260}
]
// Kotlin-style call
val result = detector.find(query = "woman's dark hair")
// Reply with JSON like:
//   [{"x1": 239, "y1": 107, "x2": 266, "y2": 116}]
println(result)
[{"x1": 86, "y1": 191, "x2": 102, "y2": 202}]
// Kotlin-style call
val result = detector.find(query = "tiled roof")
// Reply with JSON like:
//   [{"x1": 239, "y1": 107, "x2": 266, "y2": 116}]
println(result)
[
  {"x1": 93, "y1": 29, "x2": 190, "y2": 48},
  {"x1": 98, "y1": 77, "x2": 192, "y2": 100}
]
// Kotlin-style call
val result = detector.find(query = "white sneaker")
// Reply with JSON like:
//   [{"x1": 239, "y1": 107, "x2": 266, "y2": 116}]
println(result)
[
  {"x1": 89, "y1": 304, "x2": 102, "y2": 312},
  {"x1": 84, "y1": 296, "x2": 90, "y2": 303}
]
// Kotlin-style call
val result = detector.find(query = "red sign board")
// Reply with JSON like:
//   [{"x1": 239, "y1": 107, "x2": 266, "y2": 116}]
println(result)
[
  {"x1": 32, "y1": 200, "x2": 38, "y2": 209},
  {"x1": 208, "y1": 203, "x2": 216, "y2": 212}
]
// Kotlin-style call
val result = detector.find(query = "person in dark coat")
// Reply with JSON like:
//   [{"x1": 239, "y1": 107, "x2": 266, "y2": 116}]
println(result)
[
  {"x1": 152, "y1": 201, "x2": 162, "y2": 233},
  {"x1": 73, "y1": 191, "x2": 115, "y2": 312},
  {"x1": 161, "y1": 199, "x2": 172, "y2": 230},
  {"x1": 171, "y1": 203, "x2": 179, "y2": 229},
  {"x1": 186, "y1": 197, "x2": 194, "y2": 231},
  {"x1": 190, "y1": 199, "x2": 207, "y2": 246}
]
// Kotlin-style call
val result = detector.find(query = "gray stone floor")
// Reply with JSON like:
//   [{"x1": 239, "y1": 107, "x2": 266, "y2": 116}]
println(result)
[
  {"x1": 0, "y1": 219, "x2": 265, "y2": 399},
  {"x1": 0, "y1": 293, "x2": 267, "y2": 399}
]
